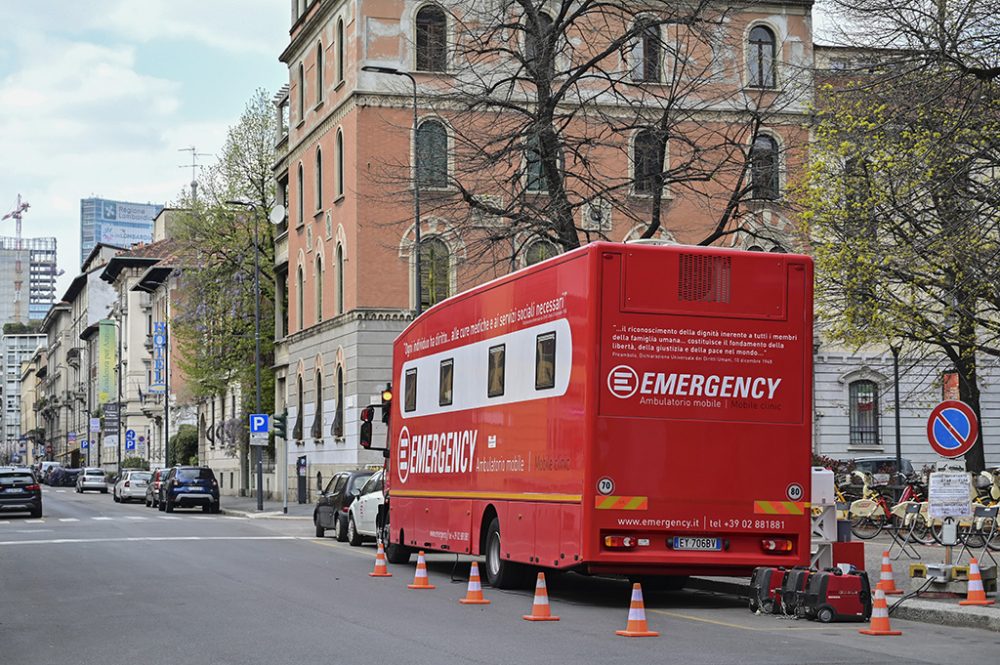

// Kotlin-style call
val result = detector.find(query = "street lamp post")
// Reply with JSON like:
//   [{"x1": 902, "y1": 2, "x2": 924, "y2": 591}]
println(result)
[
  {"x1": 889, "y1": 343, "x2": 903, "y2": 500},
  {"x1": 361, "y1": 65, "x2": 423, "y2": 315},
  {"x1": 226, "y1": 200, "x2": 265, "y2": 511}
]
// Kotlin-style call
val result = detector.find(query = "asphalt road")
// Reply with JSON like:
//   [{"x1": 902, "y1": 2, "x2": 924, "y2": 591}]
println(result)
[{"x1": 2, "y1": 488, "x2": 998, "y2": 665}]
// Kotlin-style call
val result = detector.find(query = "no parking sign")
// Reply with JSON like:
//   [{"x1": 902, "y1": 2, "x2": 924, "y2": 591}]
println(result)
[{"x1": 926, "y1": 400, "x2": 978, "y2": 459}]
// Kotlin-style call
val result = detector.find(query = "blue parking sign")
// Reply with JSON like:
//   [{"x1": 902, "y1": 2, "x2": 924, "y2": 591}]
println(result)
[{"x1": 249, "y1": 414, "x2": 269, "y2": 434}]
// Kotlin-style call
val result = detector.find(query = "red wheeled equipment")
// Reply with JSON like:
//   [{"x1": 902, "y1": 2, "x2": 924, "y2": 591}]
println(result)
[
  {"x1": 749, "y1": 567, "x2": 786, "y2": 614},
  {"x1": 798, "y1": 568, "x2": 873, "y2": 623},
  {"x1": 779, "y1": 567, "x2": 813, "y2": 615}
]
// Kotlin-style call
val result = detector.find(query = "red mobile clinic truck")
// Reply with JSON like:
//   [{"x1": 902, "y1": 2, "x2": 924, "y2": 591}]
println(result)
[{"x1": 362, "y1": 242, "x2": 812, "y2": 588}]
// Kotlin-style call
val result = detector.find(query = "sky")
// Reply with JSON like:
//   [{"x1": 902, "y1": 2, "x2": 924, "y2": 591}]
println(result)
[
  {"x1": 0, "y1": 0, "x2": 289, "y2": 296},
  {"x1": 0, "y1": 1, "x2": 837, "y2": 298}
]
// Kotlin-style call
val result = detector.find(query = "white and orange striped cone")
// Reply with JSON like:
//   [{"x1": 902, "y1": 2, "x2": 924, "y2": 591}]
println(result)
[
  {"x1": 459, "y1": 561, "x2": 490, "y2": 605},
  {"x1": 615, "y1": 583, "x2": 659, "y2": 637},
  {"x1": 369, "y1": 540, "x2": 392, "y2": 577},
  {"x1": 522, "y1": 572, "x2": 560, "y2": 621},
  {"x1": 876, "y1": 550, "x2": 903, "y2": 595},
  {"x1": 407, "y1": 551, "x2": 436, "y2": 589},
  {"x1": 959, "y1": 558, "x2": 996, "y2": 607},
  {"x1": 859, "y1": 588, "x2": 902, "y2": 636}
]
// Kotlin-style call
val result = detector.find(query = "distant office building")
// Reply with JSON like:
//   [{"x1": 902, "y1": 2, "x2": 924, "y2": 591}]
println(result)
[
  {"x1": 0, "y1": 236, "x2": 58, "y2": 325},
  {"x1": 0, "y1": 333, "x2": 45, "y2": 464},
  {"x1": 80, "y1": 198, "x2": 163, "y2": 266}
]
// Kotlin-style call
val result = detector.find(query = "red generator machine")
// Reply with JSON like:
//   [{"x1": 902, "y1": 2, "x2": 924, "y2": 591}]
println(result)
[
  {"x1": 749, "y1": 567, "x2": 786, "y2": 614},
  {"x1": 798, "y1": 569, "x2": 872, "y2": 623},
  {"x1": 779, "y1": 567, "x2": 813, "y2": 615}
]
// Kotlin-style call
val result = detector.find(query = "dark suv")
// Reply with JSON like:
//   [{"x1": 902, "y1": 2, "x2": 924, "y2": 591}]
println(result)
[
  {"x1": 159, "y1": 466, "x2": 220, "y2": 513},
  {"x1": 313, "y1": 469, "x2": 375, "y2": 540},
  {"x1": 0, "y1": 467, "x2": 42, "y2": 518}
]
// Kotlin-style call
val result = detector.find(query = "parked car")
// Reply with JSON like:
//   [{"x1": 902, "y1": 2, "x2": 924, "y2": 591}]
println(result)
[
  {"x1": 314, "y1": 469, "x2": 375, "y2": 540},
  {"x1": 39, "y1": 461, "x2": 62, "y2": 485},
  {"x1": 0, "y1": 466, "x2": 42, "y2": 518},
  {"x1": 346, "y1": 470, "x2": 384, "y2": 546},
  {"x1": 49, "y1": 468, "x2": 81, "y2": 487},
  {"x1": 76, "y1": 467, "x2": 108, "y2": 493},
  {"x1": 146, "y1": 468, "x2": 171, "y2": 508},
  {"x1": 114, "y1": 470, "x2": 152, "y2": 503},
  {"x1": 159, "y1": 466, "x2": 220, "y2": 513}
]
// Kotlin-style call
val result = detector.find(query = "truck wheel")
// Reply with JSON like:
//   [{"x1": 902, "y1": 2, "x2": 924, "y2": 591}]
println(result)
[
  {"x1": 335, "y1": 515, "x2": 348, "y2": 542},
  {"x1": 379, "y1": 514, "x2": 412, "y2": 564},
  {"x1": 483, "y1": 517, "x2": 526, "y2": 589},
  {"x1": 816, "y1": 606, "x2": 834, "y2": 623},
  {"x1": 348, "y1": 516, "x2": 362, "y2": 546}
]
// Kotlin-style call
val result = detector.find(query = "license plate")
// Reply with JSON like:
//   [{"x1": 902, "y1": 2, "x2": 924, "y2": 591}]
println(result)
[
  {"x1": 189, "y1": 487, "x2": 203, "y2": 491},
  {"x1": 3, "y1": 487, "x2": 23, "y2": 493},
  {"x1": 672, "y1": 537, "x2": 722, "y2": 551}
]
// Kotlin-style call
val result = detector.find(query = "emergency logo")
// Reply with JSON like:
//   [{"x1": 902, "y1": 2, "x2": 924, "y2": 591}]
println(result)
[
  {"x1": 608, "y1": 365, "x2": 639, "y2": 398},
  {"x1": 396, "y1": 425, "x2": 478, "y2": 484}
]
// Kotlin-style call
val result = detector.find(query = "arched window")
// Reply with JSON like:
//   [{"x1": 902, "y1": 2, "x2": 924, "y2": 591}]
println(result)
[
  {"x1": 337, "y1": 19, "x2": 345, "y2": 83},
  {"x1": 296, "y1": 264, "x2": 305, "y2": 330},
  {"x1": 297, "y1": 62, "x2": 305, "y2": 120},
  {"x1": 849, "y1": 380, "x2": 880, "y2": 446},
  {"x1": 751, "y1": 135, "x2": 779, "y2": 200},
  {"x1": 632, "y1": 18, "x2": 661, "y2": 82},
  {"x1": 314, "y1": 255, "x2": 324, "y2": 323},
  {"x1": 769, "y1": 245, "x2": 786, "y2": 253},
  {"x1": 748, "y1": 25, "x2": 776, "y2": 88},
  {"x1": 296, "y1": 163, "x2": 304, "y2": 225},
  {"x1": 525, "y1": 239, "x2": 558, "y2": 265},
  {"x1": 316, "y1": 41, "x2": 324, "y2": 102},
  {"x1": 311, "y1": 369, "x2": 323, "y2": 439},
  {"x1": 416, "y1": 119, "x2": 448, "y2": 189},
  {"x1": 746, "y1": 245, "x2": 764, "y2": 252},
  {"x1": 415, "y1": 4, "x2": 447, "y2": 72},
  {"x1": 523, "y1": 12, "x2": 554, "y2": 79},
  {"x1": 336, "y1": 129, "x2": 344, "y2": 197},
  {"x1": 335, "y1": 243, "x2": 345, "y2": 314},
  {"x1": 332, "y1": 365, "x2": 344, "y2": 437},
  {"x1": 293, "y1": 374, "x2": 304, "y2": 440},
  {"x1": 419, "y1": 237, "x2": 450, "y2": 309},
  {"x1": 633, "y1": 129, "x2": 661, "y2": 195},
  {"x1": 314, "y1": 147, "x2": 323, "y2": 210}
]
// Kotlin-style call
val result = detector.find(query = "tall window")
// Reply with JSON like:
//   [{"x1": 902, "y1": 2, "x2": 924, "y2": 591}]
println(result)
[
  {"x1": 415, "y1": 4, "x2": 447, "y2": 72},
  {"x1": 751, "y1": 135, "x2": 779, "y2": 200},
  {"x1": 293, "y1": 374, "x2": 304, "y2": 440},
  {"x1": 633, "y1": 19, "x2": 661, "y2": 82},
  {"x1": 332, "y1": 365, "x2": 344, "y2": 437},
  {"x1": 336, "y1": 130, "x2": 344, "y2": 197},
  {"x1": 849, "y1": 380, "x2": 880, "y2": 446},
  {"x1": 419, "y1": 237, "x2": 450, "y2": 309},
  {"x1": 315, "y1": 147, "x2": 323, "y2": 210},
  {"x1": 748, "y1": 25, "x2": 776, "y2": 88},
  {"x1": 314, "y1": 255, "x2": 324, "y2": 323},
  {"x1": 633, "y1": 129, "x2": 661, "y2": 195},
  {"x1": 296, "y1": 264, "x2": 305, "y2": 330},
  {"x1": 311, "y1": 369, "x2": 324, "y2": 439},
  {"x1": 298, "y1": 63, "x2": 305, "y2": 120},
  {"x1": 335, "y1": 243, "x2": 345, "y2": 314},
  {"x1": 523, "y1": 12, "x2": 554, "y2": 79},
  {"x1": 316, "y1": 41, "x2": 324, "y2": 102},
  {"x1": 525, "y1": 239, "x2": 558, "y2": 266},
  {"x1": 337, "y1": 19, "x2": 345, "y2": 83},
  {"x1": 416, "y1": 119, "x2": 448, "y2": 189},
  {"x1": 296, "y1": 163, "x2": 304, "y2": 225},
  {"x1": 525, "y1": 135, "x2": 546, "y2": 193}
]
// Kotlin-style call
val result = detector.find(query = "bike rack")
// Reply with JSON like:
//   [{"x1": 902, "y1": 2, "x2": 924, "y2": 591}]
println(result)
[
  {"x1": 956, "y1": 505, "x2": 998, "y2": 568},
  {"x1": 888, "y1": 502, "x2": 922, "y2": 561}
]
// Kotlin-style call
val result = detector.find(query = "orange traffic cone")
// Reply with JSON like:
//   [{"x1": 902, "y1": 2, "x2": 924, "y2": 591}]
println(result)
[
  {"x1": 369, "y1": 540, "x2": 392, "y2": 577},
  {"x1": 859, "y1": 588, "x2": 902, "y2": 636},
  {"x1": 522, "y1": 572, "x2": 560, "y2": 621},
  {"x1": 615, "y1": 583, "x2": 659, "y2": 637},
  {"x1": 959, "y1": 558, "x2": 996, "y2": 606},
  {"x1": 459, "y1": 561, "x2": 490, "y2": 605},
  {"x1": 407, "y1": 551, "x2": 436, "y2": 589},
  {"x1": 876, "y1": 550, "x2": 903, "y2": 595}
]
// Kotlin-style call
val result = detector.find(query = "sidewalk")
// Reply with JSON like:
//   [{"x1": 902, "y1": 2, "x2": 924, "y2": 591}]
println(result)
[
  {"x1": 219, "y1": 494, "x2": 313, "y2": 520},
  {"x1": 694, "y1": 536, "x2": 1000, "y2": 632}
]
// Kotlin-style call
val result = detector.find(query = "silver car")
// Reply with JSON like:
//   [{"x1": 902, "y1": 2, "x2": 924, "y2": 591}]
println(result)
[
  {"x1": 114, "y1": 470, "x2": 152, "y2": 503},
  {"x1": 76, "y1": 467, "x2": 108, "y2": 493}
]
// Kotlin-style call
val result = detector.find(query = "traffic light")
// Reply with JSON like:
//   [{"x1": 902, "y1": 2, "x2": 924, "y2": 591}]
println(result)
[
  {"x1": 359, "y1": 406, "x2": 374, "y2": 449},
  {"x1": 381, "y1": 383, "x2": 393, "y2": 424},
  {"x1": 272, "y1": 411, "x2": 288, "y2": 439}
]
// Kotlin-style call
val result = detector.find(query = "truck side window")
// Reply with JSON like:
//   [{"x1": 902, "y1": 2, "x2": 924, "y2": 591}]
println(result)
[
  {"x1": 439, "y1": 358, "x2": 454, "y2": 406},
  {"x1": 535, "y1": 332, "x2": 556, "y2": 390},
  {"x1": 404, "y1": 367, "x2": 418, "y2": 412},
  {"x1": 488, "y1": 344, "x2": 505, "y2": 397}
]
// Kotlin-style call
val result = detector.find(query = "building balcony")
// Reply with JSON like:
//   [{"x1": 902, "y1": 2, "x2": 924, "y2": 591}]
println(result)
[{"x1": 274, "y1": 230, "x2": 288, "y2": 267}]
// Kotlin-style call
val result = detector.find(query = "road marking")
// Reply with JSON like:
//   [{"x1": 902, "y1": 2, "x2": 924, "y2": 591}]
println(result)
[
  {"x1": 307, "y1": 538, "x2": 377, "y2": 560},
  {"x1": 124, "y1": 516, "x2": 148, "y2": 521},
  {"x1": 0, "y1": 536, "x2": 303, "y2": 546},
  {"x1": 0, "y1": 521, "x2": 9, "y2": 525},
  {"x1": 648, "y1": 609, "x2": 859, "y2": 632},
  {"x1": 190, "y1": 516, "x2": 213, "y2": 520},
  {"x1": 56, "y1": 490, "x2": 66, "y2": 493},
  {"x1": 25, "y1": 519, "x2": 44, "y2": 524},
  {"x1": 157, "y1": 516, "x2": 181, "y2": 520},
  {"x1": 92, "y1": 517, "x2": 113, "y2": 521},
  {"x1": 58, "y1": 518, "x2": 79, "y2": 523}
]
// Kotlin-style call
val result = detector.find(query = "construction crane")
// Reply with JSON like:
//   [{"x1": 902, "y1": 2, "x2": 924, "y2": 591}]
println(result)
[
  {"x1": 2, "y1": 194, "x2": 29, "y2": 248},
  {"x1": 2, "y1": 194, "x2": 30, "y2": 322}
]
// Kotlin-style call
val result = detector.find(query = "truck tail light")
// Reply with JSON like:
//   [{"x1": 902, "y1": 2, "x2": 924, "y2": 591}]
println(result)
[
  {"x1": 603, "y1": 535, "x2": 636, "y2": 549},
  {"x1": 761, "y1": 538, "x2": 793, "y2": 553}
]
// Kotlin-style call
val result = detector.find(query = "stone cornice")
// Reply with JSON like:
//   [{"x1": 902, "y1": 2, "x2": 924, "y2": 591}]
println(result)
[{"x1": 283, "y1": 308, "x2": 414, "y2": 345}]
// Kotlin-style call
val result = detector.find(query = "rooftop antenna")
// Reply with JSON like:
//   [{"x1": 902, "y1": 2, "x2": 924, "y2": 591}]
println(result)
[{"x1": 178, "y1": 146, "x2": 211, "y2": 201}]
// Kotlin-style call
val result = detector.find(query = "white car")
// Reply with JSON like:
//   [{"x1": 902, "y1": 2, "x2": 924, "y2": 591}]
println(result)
[
  {"x1": 76, "y1": 467, "x2": 108, "y2": 493},
  {"x1": 347, "y1": 470, "x2": 384, "y2": 546},
  {"x1": 114, "y1": 470, "x2": 153, "y2": 503}
]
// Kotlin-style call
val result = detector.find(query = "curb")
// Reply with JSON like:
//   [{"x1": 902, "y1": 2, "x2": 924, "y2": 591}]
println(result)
[
  {"x1": 689, "y1": 577, "x2": 1000, "y2": 632},
  {"x1": 220, "y1": 507, "x2": 311, "y2": 520}
]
